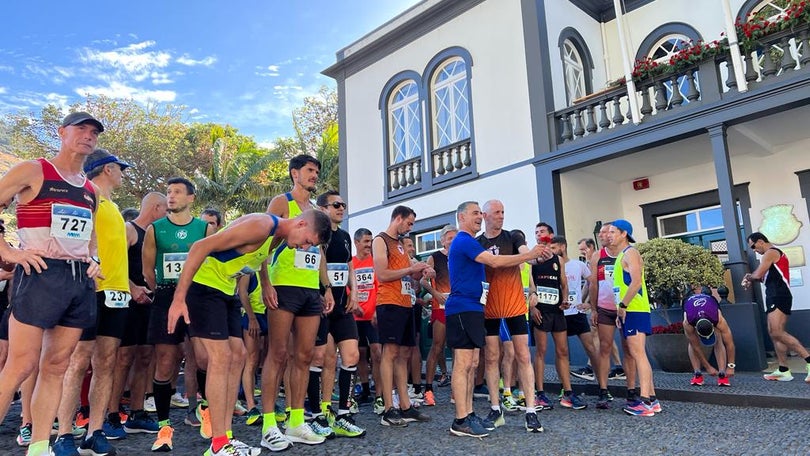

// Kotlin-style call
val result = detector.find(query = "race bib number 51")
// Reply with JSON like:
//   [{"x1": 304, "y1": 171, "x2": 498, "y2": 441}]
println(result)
[
  {"x1": 327, "y1": 263, "x2": 348, "y2": 287},
  {"x1": 51, "y1": 204, "x2": 93, "y2": 241}
]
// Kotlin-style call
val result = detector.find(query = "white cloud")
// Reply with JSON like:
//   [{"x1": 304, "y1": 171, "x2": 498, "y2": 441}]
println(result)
[
  {"x1": 80, "y1": 41, "x2": 172, "y2": 76},
  {"x1": 150, "y1": 71, "x2": 173, "y2": 85},
  {"x1": 176, "y1": 55, "x2": 217, "y2": 66},
  {"x1": 75, "y1": 82, "x2": 176, "y2": 104},
  {"x1": 0, "y1": 87, "x2": 6, "y2": 94}
]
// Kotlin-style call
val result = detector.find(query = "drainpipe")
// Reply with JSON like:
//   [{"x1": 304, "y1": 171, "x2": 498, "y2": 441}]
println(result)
[
  {"x1": 721, "y1": 0, "x2": 749, "y2": 92},
  {"x1": 612, "y1": 0, "x2": 641, "y2": 124}
]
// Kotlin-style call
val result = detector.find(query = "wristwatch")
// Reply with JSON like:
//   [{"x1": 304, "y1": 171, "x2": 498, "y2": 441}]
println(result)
[
  {"x1": 618, "y1": 302, "x2": 628, "y2": 309},
  {"x1": 727, "y1": 363, "x2": 736, "y2": 369}
]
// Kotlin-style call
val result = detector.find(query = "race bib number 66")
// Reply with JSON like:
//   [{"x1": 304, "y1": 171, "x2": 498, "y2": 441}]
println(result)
[{"x1": 294, "y1": 247, "x2": 321, "y2": 270}]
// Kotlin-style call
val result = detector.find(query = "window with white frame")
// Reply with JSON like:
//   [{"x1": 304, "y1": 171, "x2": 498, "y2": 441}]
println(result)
[
  {"x1": 563, "y1": 39, "x2": 586, "y2": 104},
  {"x1": 431, "y1": 57, "x2": 470, "y2": 149},
  {"x1": 415, "y1": 228, "x2": 442, "y2": 256},
  {"x1": 751, "y1": 0, "x2": 791, "y2": 19},
  {"x1": 647, "y1": 34, "x2": 695, "y2": 105},
  {"x1": 657, "y1": 204, "x2": 742, "y2": 237},
  {"x1": 388, "y1": 80, "x2": 422, "y2": 164}
]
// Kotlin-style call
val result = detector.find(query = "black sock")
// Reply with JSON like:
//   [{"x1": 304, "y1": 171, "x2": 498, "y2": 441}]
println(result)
[
  {"x1": 805, "y1": 356, "x2": 810, "y2": 363},
  {"x1": 153, "y1": 379, "x2": 173, "y2": 423},
  {"x1": 650, "y1": 395, "x2": 657, "y2": 401},
  {"x1": 718, "y1": 372, "x2": 726, "y2": 378},
  {"x1": 694, "y1": 371, "x2": 703, "y2": 376},
  {"x1": 307, "y1": 368, "x2": 322, "y2": 414},
  {"x1": 338, "y1": 366, "x2": 356, "y2": 411},
  {"x1": 641, "y1": 396, "x2": 651, "y2": 405},
  {"x1": 455, "y1": 417, "x2": 466, "y2": 425},
  {"x1": 627, "y1": 389, "x2": 637, "y2": 400},
  {"x1": 779, "y1": 365, "x2": 789, "y2": 372},
  {"x1": 196, "y1": 369, "x2": 207, "y2": 402},
  {"x1": 107, "y1": 411, "x2": 119, "y2": 424},
  {"x1": 413, "y1": 383, "x2": 422, "y2": 394},
  {"x1": 424, "y1": 383, "x2": 433, "y2": 392},
  {"x1": 564, "y1": 390, "x2": 573, "y2": 397},
  {"x1": 600, "y1": 388, "x2": 609, "y2": 395},
  {"x1": 361, "y1": 382, "x2": 370, "y2": 396}
]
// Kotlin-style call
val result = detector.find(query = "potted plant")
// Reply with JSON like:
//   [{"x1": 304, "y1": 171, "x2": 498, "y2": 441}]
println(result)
[{"x1": 637, "y1": 238, "x2": 724, "y2": 372}]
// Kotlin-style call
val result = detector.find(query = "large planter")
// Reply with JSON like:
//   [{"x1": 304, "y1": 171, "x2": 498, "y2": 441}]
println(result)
[{"x1": 646, "y1": 333, "x2": 707, "y2": 373}]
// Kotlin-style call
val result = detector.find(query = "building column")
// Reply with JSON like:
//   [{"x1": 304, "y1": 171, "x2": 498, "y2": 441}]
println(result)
[
  {"x1": 535, "y1": 163, "x2": 564, "y2": 233},
  {"x1": 708, "y1": 124, "x2": 752, "y2": 302}
]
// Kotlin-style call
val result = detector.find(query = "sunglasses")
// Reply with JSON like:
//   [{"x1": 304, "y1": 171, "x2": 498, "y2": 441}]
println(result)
[{"x1": 325, "y1": 202, "x2": 346, "y2": 209}]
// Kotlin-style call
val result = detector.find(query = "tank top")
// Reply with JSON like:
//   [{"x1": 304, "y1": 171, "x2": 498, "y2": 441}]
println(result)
[
  {"x1": 477, "y1": 231, "x2": 527, "y2": 319},
  {"x1": 375, "y1": 232, "x2": 412, "y2": 308},
  {"x1": 128, "y1": 222, "x2": 147, "y2": 287},
  {"x1": 430, "y1": 250, "x2": 451, "y2": 294},
  {"x1": 193, "y1": 215, "x2": 278, "y2": 295},
  {"x1": 153, "y1": 216, "x2": 208, "y2": 285},
  {"x1": 16, "y1": 158, "x2": 96, "y2": 260},
  {"x1": 596, "y1": 247, "x2": 618, "y2": 310},
  {"x1": 247, "y1": 274, "x2": 265, "y2": 314},
  {"x1": 613, "y1": 246, "x2": 650, "y2": 313},
  {"x1": 351, "y1": 255, "x2": 377, "y2": 321},
  {"x1": 95, "y1": 196, "x2": 129, "y2": 293},
  {"x1": 763, "y1": 247, "x2": 791, "y2": 301},
  {"x1": 268, "y1": 193, "x2": 319, "y2": 289},
  {"x1": 532, "y1": 254, "x2": 562, "y2": 309},
  {"x1": 683, "y1": 293, "x2": 719, "y2": 326}
]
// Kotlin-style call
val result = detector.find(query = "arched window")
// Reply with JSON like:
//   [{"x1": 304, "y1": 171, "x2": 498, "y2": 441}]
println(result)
[
  {"x1": 637, "y1": 23, "x2": 702, "y2": 108},
  {"x1": 738, "y1": 0, "x2": 800, "y2": 77},
  {"x1": 558, "y1": 28, "x2": 594, "y2": 106},
  {"x1": 430, "y1": 57, "x2": 470, "y2": 149},
  {"x1": 388, "y1": 80, "x2": 422, "y2": 164}
]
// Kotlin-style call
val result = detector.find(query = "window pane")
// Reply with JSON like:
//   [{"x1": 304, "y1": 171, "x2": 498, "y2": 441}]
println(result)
[
  {"x1": 685, "y1": 213, "x2": 698, "y2": 232},
  {"x1": 699, "y1": 207, "x2": 723, "y2": 230},
  {"x1": 389, "y1": 80, "x2": 422, "y2": 163},
  {"x1": 660, "y1": 215, "x2": 688, "y2": 236}
]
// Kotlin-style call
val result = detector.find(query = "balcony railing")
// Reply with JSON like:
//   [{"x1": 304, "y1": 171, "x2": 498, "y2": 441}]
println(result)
[
  {"x1": 430, "y1": 139, "x2": 473, "y2": 184},
  {"x1": 384, "y1": 139, "x2": 474, "y2": 200},
  {"x1": 386, "y1": 156, "x2": 422, "y2": 195},
  {"x1": 551, "y1": 22, "x2": 810, "y2": 146}
]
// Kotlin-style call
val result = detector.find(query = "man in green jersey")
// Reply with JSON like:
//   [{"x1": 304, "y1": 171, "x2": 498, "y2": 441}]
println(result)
[
  {"x1": 167, "y1": 209, "x2": 331, "y2": 456},
  {"x1": 142, "y1": 177, "x2": 214, "y2": 451}
]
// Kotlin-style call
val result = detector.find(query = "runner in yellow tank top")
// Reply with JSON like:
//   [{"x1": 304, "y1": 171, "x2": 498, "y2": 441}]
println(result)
[
  {"x1": 260, "y1": 154, "x2": 335, "y2": 449},
  {"x1": 167, "y1": 209, "x2": 332, "y2": 455}
]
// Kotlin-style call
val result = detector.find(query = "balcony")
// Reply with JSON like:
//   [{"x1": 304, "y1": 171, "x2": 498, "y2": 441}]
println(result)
[
  {"x1": 385, "y1": 138, "x2": 474, "y2": 201},
  {"x1": 550, "y1": 22, "x2": 810, "y2": 146}
]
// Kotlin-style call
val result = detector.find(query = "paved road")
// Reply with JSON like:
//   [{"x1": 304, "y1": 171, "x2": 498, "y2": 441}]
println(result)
[{"x1": 0, "y1": 377, "x2": 807, "y2": 456}]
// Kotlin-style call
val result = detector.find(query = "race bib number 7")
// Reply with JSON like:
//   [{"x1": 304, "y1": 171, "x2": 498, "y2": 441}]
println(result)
[{"x1": 51, "y1": 204, "x2": 93, "y2": 241}]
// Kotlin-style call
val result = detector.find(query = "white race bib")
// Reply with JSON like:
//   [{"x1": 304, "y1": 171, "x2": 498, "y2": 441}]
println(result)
[
  {"x1": 294, "y1": 247, "x2": 321, "y2": 270},
  {"x1": 327, "y1": 263, "x2": 349, "y2": 287},
  {"x1": 536, "y1": 286, "x2": 560, "y2": 305},
  {"x1": 401, "y1": 278, "x2": 413, "y2": 296},
  {"x1": 604, "y1": 265, "x2": 615, "y2": 281},
  {"x1": 355, "y1": 268, "x2": 374, "y2": 287},
  {"x1": 613, "y1": 286, "x2": 622, "y2": 305},
  {"x1": 480, "y1": 282, "x2": 490, "y2": 306},
  {"x1": 564, "y1": 291, "x2": 579, "y2": 316},
  {"x1": 104, "y1": 290, "x2": 131, "y2": 308},
  {"x1": 50, "y1": 204, "x2": 93, "y2": 241},
  {"x1": 163, "y1": 253, "x2": 188, "y2": 280}
]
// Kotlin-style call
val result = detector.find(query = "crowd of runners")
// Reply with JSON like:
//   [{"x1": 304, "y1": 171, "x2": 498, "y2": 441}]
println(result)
[{"x1": 0, "y1": 112, "x2": 806, "y2": 455}]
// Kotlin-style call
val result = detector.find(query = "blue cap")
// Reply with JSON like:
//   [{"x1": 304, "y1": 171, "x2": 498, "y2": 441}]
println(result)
[
  {"x1": 611, "y1": 219, "x2": 635, "y2": 243},
  {"x1": 695, "y1": 318, "x2": 716, "y2": 346}
]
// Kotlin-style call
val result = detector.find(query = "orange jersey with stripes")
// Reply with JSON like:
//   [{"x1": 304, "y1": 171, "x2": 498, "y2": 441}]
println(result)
[
  {"x1": 375, "y1": 232, "x2": 412, "y2": 308},
  {"x1": 476, "y1": 230, "x2": 527, "y2": 318}
]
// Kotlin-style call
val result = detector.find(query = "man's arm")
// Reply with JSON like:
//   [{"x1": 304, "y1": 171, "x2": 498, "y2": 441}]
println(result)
[
  {"x1": 559, "y1": 259, "x2": 569, "y2": 309},
  {"x1": 475, "y1": 243, "x2": 545, "y2": 269},
  {"x1": 345, "y1": 260, "x2": 359, "y2": 314},
  {"x1": 747, "y1": 250, "x2": 778, "y2": 281},
  {"x1": 580, "y1": 262, "x2": 591, "y2": 303},
  {"x1": 319, "y1": 244, "x2": 334, "y2": 314},
  {"x1": 684, "y1": 319, "x2": 715, "y2": 372},
  {"x1": 372, "y1": 236, "x2": 425, "y2": 282},
  {"x1": 125, "y1": 221, "x2": 138, "y2": 247},
  {"x1": 717, "y1": 315, "x2": 736, "y2": 375},
  {"x1": 266, "y1": 194, "x2": 289, "y2": 217},
  {"x1": 588, "y1": 251, "x2": 599, "y2": 314},
  {"x1": 238, "y1": 275, "x2": 259, "y2": 339},
  {"x1": 142, "y1": 225, "x2": 158, "y2": 291}
]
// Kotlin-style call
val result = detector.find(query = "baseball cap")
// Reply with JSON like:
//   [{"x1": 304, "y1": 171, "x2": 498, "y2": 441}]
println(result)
[
  {"x1": 611, "y1": 219, "x2": 636, "y2": 243},
  {"x1": 83, "y1": 149, "x2": 131, "y2": 174},
  {"x1": 61, "y1": 112, "x2": 104, "y2": 132},
  {"x1": 695, "y1": 318, "x2": 716, "y2": 346},
  {"x1": 440, "y1": 224, "x2": 458, "y2": 238}
]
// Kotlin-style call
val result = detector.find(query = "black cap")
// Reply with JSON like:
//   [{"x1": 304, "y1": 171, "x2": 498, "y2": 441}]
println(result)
[{"x1": 61, "y1": 112, "x2": 104, "y2": 132}]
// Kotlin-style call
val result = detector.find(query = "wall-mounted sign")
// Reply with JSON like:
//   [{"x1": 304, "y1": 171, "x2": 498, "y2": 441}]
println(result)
[{"x1": 789, "y1": 268, "x2": 803, "y2": 287}]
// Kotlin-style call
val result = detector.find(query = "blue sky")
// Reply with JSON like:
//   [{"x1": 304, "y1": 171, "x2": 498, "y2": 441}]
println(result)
[{"x1": 0, "y1": 0, "x2": 419, "y2": 144}]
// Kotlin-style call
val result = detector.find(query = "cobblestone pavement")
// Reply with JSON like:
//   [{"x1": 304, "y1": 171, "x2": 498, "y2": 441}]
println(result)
[{"x1": 0, "y1": 369, "x2": 808, "y2": 455}]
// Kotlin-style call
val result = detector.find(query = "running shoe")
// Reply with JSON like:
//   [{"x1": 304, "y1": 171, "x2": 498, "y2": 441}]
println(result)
[
  {"x1": 691, "y1": 374, "x2": 704, "y2": 386},
  {"x1": 199, "y1": 405, "x2": 212, "y2": 439},
  {"x1": 423, "y1": 390, "x2": 436, "y2": 406},
  {"x1": 437, "y1": 373, "x2": 451, "y2": 387},
  {"x1": 622, "y1": 400, "x2": 654, "y2": 417},
  {"x1": 450, "y1": 416, "x2": 488, "y2": 438},
  {"x1": 79, "y1": 429, "x2": 117, "y2": 455},
  {"x1": 608, "y1": 366, "x2": 627, "y2": 380},
  {"x1": 170, "y1": 392, "x2": 189, "y2": 408},
  {"x1": 400, "y1": 406, "x2": 430, "y2": 422},
  {"x1": 203, "y1": 443, "x2": 239, "y2": 456},
  {"x1": 474, "y1": 412, "x2": 494, "y2": 432},
  {"x1": 606, "y1": 391, "x2": 614, "y2": 401},
  {"x1": 763, "y1": 368, "x2": 793, "y2": 381},
  {"x1": 502, "y1": 395, "x2": 519, "y2": 412},
  {"x1": 144, "y1": 396, "x2": 157, "y2": 413},
  {"x1": 525, "y1": 412, "x2": 544, "y2": 433},
  {"x1": 805, "y1": 363, "x2": 810, "y2": 383},
  {"x1": 650, "y1": 399, "x2": 663, "y2": 414},
  {"x1": 534, "y1": 392, "x2": 553, "y2": 411},
  {"x1": 717, "y1": 376, "x2": 731, "y2": 387},
  {"x1": 124, "y1": 410, "x2": 159, "y2": 434},
  {"x1": 184, "y1": 410, "x2": 201, "y2": 427},
  {"x1": 380, "y1": 408, "x2": 407, "y2": 427},
  {"x1": 233, "y1": 401, "x2": 248, "y2": 416},
  {"x1": 230, "y1": 438, "x2": 261, "y2": 456},
  {"x1": 51, "y1": 433, "x2": 79, "y2": 456},
  {"x1": 347, "y1": 397, "x2": 359, "y2": 414},
  {"x1": 570, "y1": 366, "x2": 595, "y2": 381},
  {"x1": 310, "y1": 415, "x2": 335, "y2": 439},
  {"x1": 16, "y1": 422, "x2": 31, "y2": 446},
  {"x1": 261, "y1": 426, "x2": 292, "y2": 452},
  {"x1": 52, "y1": 421, "x2": 86, "y2": 439},
  {"x1": 102, "y1": 414, "x2": 128, "y2": 440},
  {"x1": 484, "y1": 408, "x2": 505, "y2": 429},
  {"x1": 286, "y1": 423, "x2": 326, "y2": 445},
  {"x1": 332, "y1": 414, "x2": 366, "y2": 438},
  {"x1": 596, "y1": 393, "x2": 610, "y2": 409},
  {"x1": 75, "y1": 407, "x2": 90, "y2": 428},
  {"x1": 472, "y1": 384, "x2": 489, "y2": 398},
  {"x1": 373, "y1": 397, "x2": 385, "y2": 415},
  {"x1": 274, "y1": 403, "x2": 287, "y2": 423},
  {"x1": 515, "y1": 396, "x2": 526, "y2": 410},
  {"x1": 560, "y1": 394, "x2": 587, "y2": 410},
  {"x1": 150, "y1": 425, "x2": 173, "y2": 452},
  {"x1": 245, "y1": 406, "x2": 262, "y2": 426}
]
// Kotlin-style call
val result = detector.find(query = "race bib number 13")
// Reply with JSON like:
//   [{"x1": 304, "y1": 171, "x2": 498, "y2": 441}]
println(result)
[
  {"x1": 163, "y1": 253, "x2": 187, "y2": 280},
  {"x1": 51, "y1": 204, "x2": 93, "y2": 241}
]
